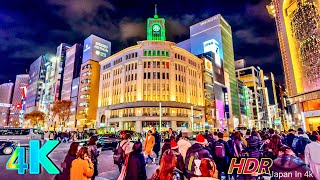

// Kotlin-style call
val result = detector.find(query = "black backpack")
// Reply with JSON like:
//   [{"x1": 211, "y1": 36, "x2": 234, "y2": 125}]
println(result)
[
  {"x1": 185, "y1": 151, "x2": 200, "y2": 176},
  {"x1": 113, "y1": 141, "x2": 128, "y2": 165},
  {"x1": 214, "y1": 141, "x2": 226, "y2": 158}
]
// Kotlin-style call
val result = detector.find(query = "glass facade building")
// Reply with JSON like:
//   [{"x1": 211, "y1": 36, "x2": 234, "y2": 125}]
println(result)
[{"x1": 177, "y1": 14, "x2": 240, "y2": 129}]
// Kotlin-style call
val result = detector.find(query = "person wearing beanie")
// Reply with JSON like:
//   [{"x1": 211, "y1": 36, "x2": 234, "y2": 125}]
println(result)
[
  {"x1": 171, "y1": 140, "x2": 186, "y2": 178},
  {"x1": 185, "y1": 134, "x2": 212, "y2": 179}
]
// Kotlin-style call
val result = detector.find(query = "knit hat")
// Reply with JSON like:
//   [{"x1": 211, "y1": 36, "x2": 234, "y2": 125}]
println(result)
[
  {"x1": 171, "y1": 140, "x2": 178, "y2": 149},
  {"x1": 196, "y1": 134, "x2": 206, "y2": 144}
]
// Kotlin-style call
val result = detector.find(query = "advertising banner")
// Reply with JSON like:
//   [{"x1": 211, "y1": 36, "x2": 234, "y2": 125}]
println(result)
[{"x1": 83, "y1": 34, "x2": 111, "y2": 63}]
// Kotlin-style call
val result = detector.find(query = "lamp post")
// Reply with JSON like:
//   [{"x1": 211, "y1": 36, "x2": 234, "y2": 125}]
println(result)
[
  {"x1": 191, "y1": 106, "x2": 194, "y2": 131},
  {"x1": 159, "y1": 103, "x2": 162, "y2": 133}
]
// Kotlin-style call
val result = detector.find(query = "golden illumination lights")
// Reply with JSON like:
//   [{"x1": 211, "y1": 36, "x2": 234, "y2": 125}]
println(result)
[{"x1": 290, "y1": 1, "x2": 320, "y2": 85}]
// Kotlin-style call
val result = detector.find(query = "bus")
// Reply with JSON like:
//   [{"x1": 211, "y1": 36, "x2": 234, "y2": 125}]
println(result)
[{"x1": 0, "y1": 128, "x2": 44, "y2": 146}]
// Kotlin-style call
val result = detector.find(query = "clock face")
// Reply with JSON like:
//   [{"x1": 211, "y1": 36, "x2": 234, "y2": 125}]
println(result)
[{"x1": 153, "y1": 24, "x2": 160, "y2": 32}]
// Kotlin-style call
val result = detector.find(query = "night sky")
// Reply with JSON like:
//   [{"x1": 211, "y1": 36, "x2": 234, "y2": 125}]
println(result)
[{"x1": 0, "y1": 0, "x2": 283, "y2": 84}]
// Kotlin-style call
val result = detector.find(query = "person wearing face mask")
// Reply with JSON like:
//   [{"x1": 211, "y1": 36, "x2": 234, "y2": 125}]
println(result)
[{"x1": 70, "y1": 147, "x2": 94, "y2": 180}]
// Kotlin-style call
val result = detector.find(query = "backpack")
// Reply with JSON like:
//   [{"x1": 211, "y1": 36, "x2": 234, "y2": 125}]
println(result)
[
  {"x1": 292, "y1": 137, "x2": 299, "y2": 151},
  {"x1": 294, "y1": 137, "x2": 310, "y2": 155},
  {"x1": 214, "y1": 141, "x2": 226, "y2": 158},
  {"x1": 185, "y1": 151, "x2": 201, "y2": 176},
  {"x1": 113, "y1": 141, "x2": 128, "y2": 165}
]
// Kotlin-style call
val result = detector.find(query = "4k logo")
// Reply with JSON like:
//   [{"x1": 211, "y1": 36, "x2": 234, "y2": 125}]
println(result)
[{"x1": 6, "y1": 140, "x2": 60, "y2": 174}]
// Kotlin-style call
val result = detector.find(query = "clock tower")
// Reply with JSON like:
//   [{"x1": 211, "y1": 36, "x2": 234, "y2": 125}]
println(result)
[{"x1": 147, "y1": 5, "x2": 166, "y2": 41}]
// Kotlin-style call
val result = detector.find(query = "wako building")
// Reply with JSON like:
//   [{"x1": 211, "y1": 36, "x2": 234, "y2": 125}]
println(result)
[{"x1": 97, "y1": 8, "x2": 205, "y2": 133}]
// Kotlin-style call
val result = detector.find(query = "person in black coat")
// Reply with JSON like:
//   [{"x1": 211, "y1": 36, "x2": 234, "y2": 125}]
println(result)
[
  {"x1": 124, "y1": 142, "x2": 147, "y2": 180},
  {"x1": 285, "y1": 129, "x2": 297, "y2": 148},
  {"x1": 211, "y1": 132, "x2": 232, "y2": 180},
  {"x1": 152, "y1": 127, "x2": 161, "y2": 158}
]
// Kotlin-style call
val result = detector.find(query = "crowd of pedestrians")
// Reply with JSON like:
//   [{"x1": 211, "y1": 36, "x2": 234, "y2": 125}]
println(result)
[
  {"x1": 55, "y1": 126, "x2": 320, "y2": 180},
  {"x1": 116, "y1": 126, "x2": 320, "y2": 180},
  {"x1": 47, "y1": 130, "x2": 93, "y2": 142}
]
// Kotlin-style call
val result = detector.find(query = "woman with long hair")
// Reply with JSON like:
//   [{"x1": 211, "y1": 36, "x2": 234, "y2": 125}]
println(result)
[
  {"x1": 121, "y1": 141, "x2": 147, "y2": 180},
  {"x1": 264, "y1": 134, "x2": 282, "y2": 159},
  {"x1": 55, "y1": 142, "x2": 79, "y2": 180},
  {"x1": 87, "y1": 135, "x2": 100, "y2": 179},
  {"x1": 151, "y1": 149, "x2": 182, "y2": 180},
  {"x1": 190, "y1": 158, "x2": 218, "y2": 180},
  {"x1": 70, "y1": 147, "x2": 94, "y2": 180}
]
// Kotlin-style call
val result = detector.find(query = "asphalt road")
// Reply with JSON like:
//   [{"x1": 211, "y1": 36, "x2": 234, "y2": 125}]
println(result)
[{"x1": 0, "y1": 142, "x2": 158, "y2": 180}]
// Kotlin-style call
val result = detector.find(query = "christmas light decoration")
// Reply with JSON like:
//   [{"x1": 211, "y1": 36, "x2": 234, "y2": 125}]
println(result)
[{"x1": 290, "y1": 0, "x2": 320, "y2": 85}]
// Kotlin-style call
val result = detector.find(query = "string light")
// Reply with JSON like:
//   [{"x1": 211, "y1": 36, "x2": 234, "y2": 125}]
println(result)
[{"x1": 290, "y1": 0, "x2": 320, "y2": 85}]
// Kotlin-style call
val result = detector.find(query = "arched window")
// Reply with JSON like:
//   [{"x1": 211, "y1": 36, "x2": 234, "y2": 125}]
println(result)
[{"x1": 101, "y1": 115, "x2": 106, "y2": 123}]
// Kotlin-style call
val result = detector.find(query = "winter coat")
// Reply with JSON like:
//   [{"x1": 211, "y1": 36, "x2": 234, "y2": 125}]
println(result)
[
  {"x1": 305, "y1": 142, "x2": 320, "y2": 180},
  {"x1": 270, "y1": 154, "x2": 314, "y2": 180},
  {"x1": 177, "y1": 138, "x2": 191, "y2": 160},
  {"x1": 186, "y1": 143, "x2": 212, "y2": 160},
  {"x1": 229, "y1": 139, "x2": 247, "y2": 158},
  {"x1": 70, "y1": 158, "x2": 94, "y2": 180},
  {"x1": 87, "y1": 145, "x2": 100, "y2": 177},
  {"x1": 124, "y1": 151, "x2": 147, "y2": 180},
  {"x1": 285, "y1": 133, "x2": 296, "y2": 148},
  {"x1": 118, "y1": 139, "x2": 132, "y2": 156},
  {"x1": 173, "y1": 151, "x2": 186, "y2": 178},
  {"x1": 152, "y1": 132, "x2": 161, "y2": 153},
  {"x1": 144, "y1": 135, "x2": 155, "y2": 155},
  {"x1": 185, "y1": 143, "x2": 212, "y2": 178},
  {"x1": 57, "y1": 154, "x2": 76, "y2": 180},
  {"x1": 292, "y1": 136, "x2": 311, "y2": 156},
  {"x1": 246, "y1": 136, "x2": 263, "y2": 158}
]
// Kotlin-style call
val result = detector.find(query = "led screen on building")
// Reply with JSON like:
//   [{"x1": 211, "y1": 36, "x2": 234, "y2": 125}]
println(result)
[
  {"x1": 190, "y1": 15, "x2": 223, "y2": 67},
  {"x1": 83, "y1": 34, "x2": 111, "y2": 63}
]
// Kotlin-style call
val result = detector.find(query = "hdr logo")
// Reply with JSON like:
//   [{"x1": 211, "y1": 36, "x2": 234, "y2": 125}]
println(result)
[{"x1": 6, "y1": 140, "x2": 60, "y2": 174}]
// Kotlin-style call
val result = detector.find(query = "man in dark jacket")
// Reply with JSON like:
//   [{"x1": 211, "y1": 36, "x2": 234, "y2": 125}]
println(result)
[
  {"x1": 292, "y1": 131, "x2": 311, "y2": 160},
  {"x1": 211, "y1": 132, "x2": 232, "y2": 180},
  {"x1": 285, "y1": 129, "x2": 296, "y2": 148},
  {"x1": 124, "y1": 142, "x2": 147, "y2": 180},
  {"x1": 270, "y1": 145, "x2": 314, "y2": 180},
  {"x1": 185, "y1": 134, "x2": 212, "y2": 179},
  {"x1": 152, "y1": 127, "x2": 161, "y2": 158}
]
